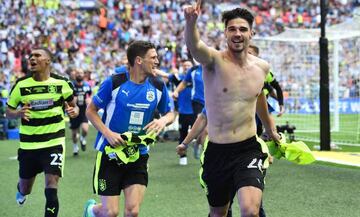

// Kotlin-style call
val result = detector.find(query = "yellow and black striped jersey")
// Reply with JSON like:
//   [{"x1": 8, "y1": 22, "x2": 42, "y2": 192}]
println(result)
[{"x1": 7, "y1": 73, "x2": 74, "y2": 150}]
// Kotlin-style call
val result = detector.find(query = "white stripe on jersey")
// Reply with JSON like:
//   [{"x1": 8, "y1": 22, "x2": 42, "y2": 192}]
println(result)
[
  {"x1": 156, "y1": 89, "x2": 162, "y2": 105},
  {"x1": 95, "y1": 86, "x2": 121, "y2": 151}
]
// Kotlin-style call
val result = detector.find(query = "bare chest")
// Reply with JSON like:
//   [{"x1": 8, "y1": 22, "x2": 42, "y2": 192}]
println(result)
[{"x1": 204, "y1": 63, "x2": 264, "y2": 101}]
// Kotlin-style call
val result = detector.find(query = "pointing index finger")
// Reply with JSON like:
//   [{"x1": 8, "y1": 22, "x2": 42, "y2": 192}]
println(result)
[{"x1": 196, "y1": 0, "x2": 202, "y2": 10}]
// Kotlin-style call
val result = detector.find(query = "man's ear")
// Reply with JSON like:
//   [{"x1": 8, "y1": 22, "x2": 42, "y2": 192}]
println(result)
[
  {"x1": 250, "y1": 30, "x2": 256, "y2": 39},
  {"x1": 135, "y1": 56, "x2": 142, "y2": 65}
]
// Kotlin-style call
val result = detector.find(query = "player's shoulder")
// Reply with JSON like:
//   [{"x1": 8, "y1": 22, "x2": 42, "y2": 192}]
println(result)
[
  {"x1": 249, "y1": 55, "x2": 270, "y2": 74},
  {"x1": 50, "y1": 72, "x2": 70, "y2": 82},
  {"x1": 13, "y1": 74, "x2": 32, "y2": 85},
  {"x1": 10, "y1": 74, "x2": 32, "y2": 94},
  {"x1": 110, "y1": 71, "x2": 129, "y2": 90},
  {"x1": 148, "y1": 76, "x2": 166, "y2": 91}
]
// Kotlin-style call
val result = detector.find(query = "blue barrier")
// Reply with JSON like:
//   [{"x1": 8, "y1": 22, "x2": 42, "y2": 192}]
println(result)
[
  {"x1": 7, "y1": 128, "x2": 19, "y2": 140},
  {"x1": 268, "y1": 97, "x2": 360, "y2": 114}
]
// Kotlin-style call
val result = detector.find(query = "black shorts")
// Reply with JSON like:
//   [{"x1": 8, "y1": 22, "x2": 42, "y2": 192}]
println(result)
[
  {"x1": 18, "y1": 145, "x2": 64, "y2": 179},
  {"x1": 93, "y1": 152, "x2": 149, "y2": 196},
  {"x1": 191, "y1": 100, "x2": 204, "y2": 116},
  {"x1": 200, "y1": 136, "x2": 267, "y2": 207},
  {"x1": 69, "y1": 108, "x2": 88, "y2": 129},
  {"x1": 178, "y1": 113, "x2": 196, "y2": 143}
]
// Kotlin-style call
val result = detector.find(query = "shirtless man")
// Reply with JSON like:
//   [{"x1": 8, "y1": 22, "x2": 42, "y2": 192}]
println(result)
[{"x1": 179, "y1": 2, "x2": 280, "y2": 217}]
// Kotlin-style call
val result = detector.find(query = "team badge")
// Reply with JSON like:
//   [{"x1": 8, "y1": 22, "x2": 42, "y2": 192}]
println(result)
[
  {"x1": 146, "y1": 90, "x2": 155, "y2": 102},
  {"x1": 99, "y1": 179, "x2": 107, "y2": 192},
  {"x1": 48, "y1": 85, "x2": 57, "y2": 94},
  {"x1": 124, "y1": 146, "x2": 137, "y2": 157}
]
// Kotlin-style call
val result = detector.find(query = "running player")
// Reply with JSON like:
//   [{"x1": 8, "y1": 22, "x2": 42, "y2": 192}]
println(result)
[
  {"x1": 184, "y1": 2, "x2": 280, "y2": 216},
  {"x1": 155, "y1": 59, "x2": 196, "y2": 165},
  {"x1": 6, "y1": 47, "x2": 79, "y2": 217},
  {"x1": 83, "y1": 40, "x2": 175, "y2": 217},
  {"x1": 177, "y1": 107, "x2": 270, "y2": 217},
  {"x1": 69, "y1": 68, "x2": 92, "y2": 155},
  {"x1": 173, "y1": 58, "x2": 205, "y2": 159}
]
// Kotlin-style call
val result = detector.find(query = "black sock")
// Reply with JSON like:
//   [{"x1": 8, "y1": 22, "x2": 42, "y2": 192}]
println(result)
[
  {"x1": 180, "y1": 154, "x2": 187, "y2": 158},
  {"x1": 44, "y1": 188, "x2": 59, "y2": 217},
  {"x1": 17, "y1": 183, "x2": 24, "y2": 195}
]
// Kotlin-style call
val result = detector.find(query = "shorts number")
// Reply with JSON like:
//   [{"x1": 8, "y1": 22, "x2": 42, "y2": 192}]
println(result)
[
  {"x1": 50, "y1": 153, "x2": 63, "y2": 166},
  {"x1": 247, "y1": 158, "x2": 263, "y2": 171}
]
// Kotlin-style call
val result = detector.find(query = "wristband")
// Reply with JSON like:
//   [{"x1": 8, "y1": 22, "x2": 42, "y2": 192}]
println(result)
[{"x1": 181, "y1": 143, "x2": 189, "y2": 149}]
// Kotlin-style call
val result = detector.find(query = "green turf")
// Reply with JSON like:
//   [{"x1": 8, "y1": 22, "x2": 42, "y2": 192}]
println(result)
[
  {"x1": 0, "y1": 127, "x2": 359, "y2": 217},
  {"x1": 275, "y1": 113, "x2": 360, "y2": 145}
]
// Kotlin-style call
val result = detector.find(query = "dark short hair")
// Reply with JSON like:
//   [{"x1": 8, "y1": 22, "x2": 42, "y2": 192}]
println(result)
[
  {"x1": 127, "y1": 41, "x2": 156, "y2": 67},
  {"x1": 249, "y1": 44, "x2": 259, "y2": 55},
  {"x1": 221, "y1": 8, "x2": 254, "y2": 29},
  {"x1": 33, "y1": 47, "x2": 54, "y2": 61}
]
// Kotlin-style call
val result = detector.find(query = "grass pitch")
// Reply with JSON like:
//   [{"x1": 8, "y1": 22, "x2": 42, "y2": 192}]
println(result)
[{"x1": 0, "y1": 127, "x2": 359, "y2": 217}]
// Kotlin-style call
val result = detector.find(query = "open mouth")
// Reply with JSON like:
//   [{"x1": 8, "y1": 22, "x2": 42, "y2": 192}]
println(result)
[{"x1": 232, "y1": 39, "x2": 243, "y2": 44}]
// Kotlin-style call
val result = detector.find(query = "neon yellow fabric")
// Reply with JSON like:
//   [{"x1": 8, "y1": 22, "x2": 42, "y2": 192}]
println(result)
[
  {"x1": 265, "y1": 71, "x2": 275, "y2": 83},
  {"x1": 267, "y1": 133, "x2": 316, "y2": 165},
  {"x1": 199, "y1": 136, "x2": 209, "y2": 194},
  {"x1": 7, "y1": 74, "x2": 74, "y2": 149},
  {"x1": 93, "y1": 152, "x2": 103, "y2": 194},
  {"x1": 104, "y1": 132, "x2": 156, "y2": 164},
  {"x1": 256, "y1": 136, "x2": 271, "y2": 169}
]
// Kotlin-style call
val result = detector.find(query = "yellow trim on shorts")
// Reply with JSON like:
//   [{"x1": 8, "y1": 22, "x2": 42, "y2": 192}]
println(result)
[
  {"x1": 199, "y1": 136, "x2": 209, "y2": 194},
  {"x1": 93, "y1": 151, "x2": 103, "y2": 194},
  {"x1": 256, "y1": 136, "x2": 270, "y2": 169}
]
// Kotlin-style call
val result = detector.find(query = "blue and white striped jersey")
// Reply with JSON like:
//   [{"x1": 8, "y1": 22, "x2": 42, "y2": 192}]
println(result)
[{"x1": 92, "y1": 72, "x2": 173, "y2": 154}]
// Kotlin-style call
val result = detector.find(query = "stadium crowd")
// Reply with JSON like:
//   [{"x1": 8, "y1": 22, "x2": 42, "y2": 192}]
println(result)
[{"x1": 0, "y1": 0, "x2": 359, "y2": 104}]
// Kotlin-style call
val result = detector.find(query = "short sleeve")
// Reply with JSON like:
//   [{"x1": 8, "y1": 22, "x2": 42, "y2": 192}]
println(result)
[
  {"x1": 63, "y1": 80, "x2": 74, "y2": 102},
  {"x1": 92, "y1": 77, "x2": 113, "y2": 109},
  {"x1": 7, "y1": 82, "x2": 21, "y2": 109}
]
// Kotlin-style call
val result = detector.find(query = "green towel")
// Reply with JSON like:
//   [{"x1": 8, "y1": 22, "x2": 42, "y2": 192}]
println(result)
[
  {"x1": 267, "y1": 133, "x2": 316, "y2": 165},
  {"x1": 104, "y1": 132, "x2": 156, "y2": 164}
]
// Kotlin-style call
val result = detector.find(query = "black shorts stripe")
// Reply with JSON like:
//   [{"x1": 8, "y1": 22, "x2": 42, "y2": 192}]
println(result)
[
  {"x1": 22, "y1": 114, "x2": 63, "y2": 126},
  {"x1": 20, "y1": 129, "x2": 65, "y2": 143}
]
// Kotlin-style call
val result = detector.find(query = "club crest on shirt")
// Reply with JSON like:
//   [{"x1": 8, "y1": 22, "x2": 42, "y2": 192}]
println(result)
[
  {"x1": 48, "y1": 85, "x2": 57, "y2": 94},
  {"x1": 146, "y1": 90, "x2": 155, "y2": 102}
]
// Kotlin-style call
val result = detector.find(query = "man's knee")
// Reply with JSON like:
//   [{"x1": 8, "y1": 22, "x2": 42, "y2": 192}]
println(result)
[
  {"x1": 102, "y1": 207, "x2": 119, "y2": 217},
  {"x1": 241, "y1": 205, "x2": 260, "y2": 217},
  {"x1": 209, "y1": 206, "x2": 229, "y2": 217},
  {"x1": 124, "y1": 204, "x2": 140, "y2": 217},
  {"x1": 45, "y1": 175, "x2": 59, "y2": 189}
]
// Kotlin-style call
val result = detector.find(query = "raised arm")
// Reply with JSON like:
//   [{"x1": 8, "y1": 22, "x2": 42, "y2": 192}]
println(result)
[{"x1": 184, "y1": 0, "x2": 214, "y2": 65}]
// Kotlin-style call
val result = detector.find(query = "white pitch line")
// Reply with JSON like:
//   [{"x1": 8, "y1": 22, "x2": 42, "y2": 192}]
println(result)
[{"x1": 8, "y1": 155, "x2": 17, "y2": 160}]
